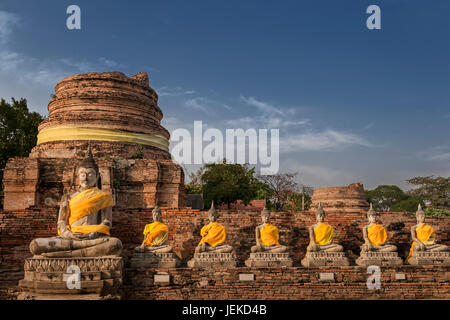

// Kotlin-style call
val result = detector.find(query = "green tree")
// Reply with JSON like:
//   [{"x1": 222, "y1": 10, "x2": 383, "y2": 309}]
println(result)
[
  {"x1": 201, "y1": 159, "x2": 260, "y2": 208},
  {"x1": 284, "y1": 192, "x2": 312, "y2": 210},
  {"x1": 184, "y1": 165, "x2": 205, "y2": 194},
  {"x1": 406, "y1": 176, "x2": 450, "y2": 209},
  {"x1": 254, "y1": 179, "x2": 274, "y2": 201},
  {"x1": 185, "y1": 184, "x2": 203, "y2": 195},
  {"x1": 390, "y1": 197, "x2": 425, "y2": 213},
  {"x1": 0, "y1": 98, "x2": 44, "y2": 192},
  {"x1": 365, "y1": 185, "x2": 409, "y2": 212}
]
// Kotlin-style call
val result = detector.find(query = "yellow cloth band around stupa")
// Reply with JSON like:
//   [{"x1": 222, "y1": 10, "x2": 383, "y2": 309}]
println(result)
[{"x1": 37, "y1": 126, "x2": 169, "y2": 152}]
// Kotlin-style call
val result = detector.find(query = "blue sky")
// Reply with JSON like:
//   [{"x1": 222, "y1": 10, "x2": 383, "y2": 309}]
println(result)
[{"x1": 0, "y1": 0, "x2": 449, "y2": 189}]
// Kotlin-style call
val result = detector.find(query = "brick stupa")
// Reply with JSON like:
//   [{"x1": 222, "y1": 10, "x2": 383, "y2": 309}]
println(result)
[
  {"x1": 310, "y1": 182, "x2": 369, "y2": 213},
  {"x1": 3, "y1": 71, "x2": 186, "y2": 210}
]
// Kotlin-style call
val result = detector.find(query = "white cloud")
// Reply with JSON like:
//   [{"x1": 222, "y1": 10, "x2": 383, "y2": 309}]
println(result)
[
  {"x1": 280, "y1": 129, "x2": 372, "y2": 152},
  {"x1": 0, "y1": 11, "x2": 19, "y2": 43},
  {"x1": 240, "y1": 95, "x2": 284, "y2": 116},
  {"x1": 225, "y1": 96, "x2": 310, "y2": 129},
  {"x1": 282, "y1": 161, "x2": 358, "y2": 189},
  {"x1": 60, "y1": 58, "x2": 93, "y2": 73},
  {"x1": 362, "y1": 122, "x2": 374, "y2": 130},
  {"x1": 184, "y1": 96, "x2": 231, "y2": 113},
  {"x1": 98, "y1": 57, "x2": 125, "y2": 69},
  {"x1": 420, "y1": 146, "x2": 450, "y2": 162},
  {"x1": 0, "y1": 11, "x2": 126, "y2": 90},
  {"x1": 157, "y1": 86, "x2": 195, "y2": 97}
]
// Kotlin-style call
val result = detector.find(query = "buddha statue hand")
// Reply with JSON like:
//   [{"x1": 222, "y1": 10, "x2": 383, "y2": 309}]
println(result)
[
  {"x1": 416, "y1": 242, "x2": 426, "y2": 251},
  {"x1": 251, "y1": 245, "x2": 263, "y2": 253},
  {"x1": 61, "y1": 229, "x2": 82, "y2": 240},
  {"x1": 364, "y1": 242, "x2": 374, "y2": 251},
  {"x1": 81, "y1": 232, "x2": 100, "y2": 240},
  {"x1": 60, "y1": 194, "x2": 69, "y2": 208}
]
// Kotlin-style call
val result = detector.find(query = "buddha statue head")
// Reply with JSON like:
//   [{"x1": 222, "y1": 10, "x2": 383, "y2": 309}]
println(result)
[
  {"x1": 208, "y1": 200, "x2": 218, "y2": 222},
  {"x1": 261, "y1": 206, "x2": 270, "y2": 223},
  {"x1": 367, "y1": 203, "x2": 377, "y2": 223},
  {"x1": 315, "y1": 202, "x2": 325, "y2": 223},
  {"x1": 416, "y1": 204, "x2": 426, "y2": 224},
  {"x1": 152, "y1": 202, "x2": 162, "y2": 222},
  {"x1": 77, "y1": 146, "x2": 99, "y2": 190}
]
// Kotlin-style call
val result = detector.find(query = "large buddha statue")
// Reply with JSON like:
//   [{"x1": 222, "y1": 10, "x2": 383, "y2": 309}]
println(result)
[
  {"x1": 306, "y1": 202, "x2": 343, "y2": 253},
  {"x1": 195, "y1": 201, "x2": 233, "y2": 253},
  {"x1": 135, "y1": 204, "x2": 173, "y2": 253},
  {"x1": 29, "y1": 147, "x2": 122, "y2": 257},
  {"x1": 406, "y1": 204, "x2": 449, "y2": 264},
  {"x1": 361, "y1": 203, "x2": 397, "y2": 252},
  {"x1": 251, "y1": 206, "x2": 287, "y2": 253}
]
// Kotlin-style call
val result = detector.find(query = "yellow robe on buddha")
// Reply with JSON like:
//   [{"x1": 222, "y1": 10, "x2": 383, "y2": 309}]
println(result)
[
  {"x1": 60, "y1": 187, "x2": 114, "y2": 235},
  {"x1": 368, "y1": 223, "x2": 387, "y2": 246},
  {"x1": 406, "y1": 223, "x2": 435, "y2": 263},
  {"x1": 198, "y1": 222, "x2": 226, "y2": 247},
  {"x1": 259, "y1": 223, "x2": 280, "y2": 246},
  {"x1": 143, "y1": 221, "x2": 169, "y2": 246},
  {"x1": 312, "y1": 222, "x2": 334, "y2": 246}
]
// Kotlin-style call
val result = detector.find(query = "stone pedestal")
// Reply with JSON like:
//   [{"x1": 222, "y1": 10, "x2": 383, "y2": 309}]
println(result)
[
  {"x1": 301, "y1": 251, "x2": 350, "y2": 267},
  {"x1": 187, "y1": 252, "x2": 236, "y2": 269},
  {"x1": 18, "y1": 256, "x2": 123, "y2": 300},
  {"x1": 356, "y1": 251, "x2": 403, "y2": 267},
  {"x1": 408, "y1": 251, "x2": 450, "y2": 266},
  {"x1": 245, "y1": 252, "x2": 293, "y2": 268},
  {"x1": 130, "y1": 252, "x2": 180, "y2": 268}
]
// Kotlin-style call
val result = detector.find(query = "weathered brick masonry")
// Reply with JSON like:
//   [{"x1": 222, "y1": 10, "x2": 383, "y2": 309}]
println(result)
[
  {"x1": 1, "y1": 207, "x2": 449, "y2": 299},
  {"x1": 123, "y1": 266, "x2": 450, "y2": 300}
]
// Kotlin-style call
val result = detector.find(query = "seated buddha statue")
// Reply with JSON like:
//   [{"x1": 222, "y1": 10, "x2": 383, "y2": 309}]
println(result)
[
  {"x1": 306, "y1": 202, "x2": 343, "y2": 252},
  {"x1": 135, "y1": 204, "x2": 173, "y2": 253},
  {"x1": 195, "y1": 201, "x2": 233, "y2": 253},
  {"x1": 251, "y1": 206, "x2": 287, "y2": 253},
  {"x1": 361, "y1": 203, "x2": 397, "y2": 252},
  {"x1": 406, "y1": 204, "x2": 449, "y2": 263},
  {"x1": 29, "y1": 147, "x2": 122, "y2": 258}
]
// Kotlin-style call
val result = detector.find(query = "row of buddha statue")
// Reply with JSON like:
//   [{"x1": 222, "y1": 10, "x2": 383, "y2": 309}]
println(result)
[{"x1": 28, "y1": 148, "x2": 449, "y2": 269}]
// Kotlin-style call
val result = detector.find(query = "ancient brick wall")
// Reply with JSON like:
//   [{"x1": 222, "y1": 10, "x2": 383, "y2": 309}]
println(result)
[
  {"x1": 1, "y1": 207, "x2": 449, "y2": 299},
  {"x1": 123, "y1": 266, "x2": 450, "y2": 300}
]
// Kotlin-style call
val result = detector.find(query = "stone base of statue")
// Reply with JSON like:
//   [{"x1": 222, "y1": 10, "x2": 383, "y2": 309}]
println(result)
[
  {"x1": 301, "y1": 251, "x2": 350, "y2": 267},
  {"x1": 356, "y1": 251, "x2": 403, "y2": 267},
  {"x1": 130, "y1": 252, "x2": 180, "y2": 268},
  {"x1": 245, "y1": 252, "x2": 293, "y2": 268},
  {"x1": 187, "y1": 252, "x2": 237, "y2": 269},
  {"x1": 17, "y1": 256, "x2": 123, "y2": 300},
  {"x1": 408, "y1": 251, "x2": 450, "y2": 266}
]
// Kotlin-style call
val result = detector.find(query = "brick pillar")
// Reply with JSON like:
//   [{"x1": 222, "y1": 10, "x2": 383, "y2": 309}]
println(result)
[{"x1": 3, "y1": 158, "x2": 39, "y2": 210}]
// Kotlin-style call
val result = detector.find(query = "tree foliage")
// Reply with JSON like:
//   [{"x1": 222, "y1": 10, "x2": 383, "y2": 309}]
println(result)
[
  {"x1": 406, "y1": 176, "x2": 450, "y2": 209},
  {"x1": 284, "y1": 191, "x2": 312, "y2": 210},
  {"x1": 390, "y1": 197, "x2": 425, "y2": 213},
  {"x1": 0, "y1": 98, "x2": 44, "y2": 191},
  {"x1": 365, "y1": 185, "x2": 409, "y2": 212},
  {"x1": 185, "y1": 184, "x2": 203, "y2": 195},
  {"x1": 424, "y1": 208, "x2": 450, "y2": 217},
  {"x1": 201, "y1": 159, "x2": 260, "y2": 208}
]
